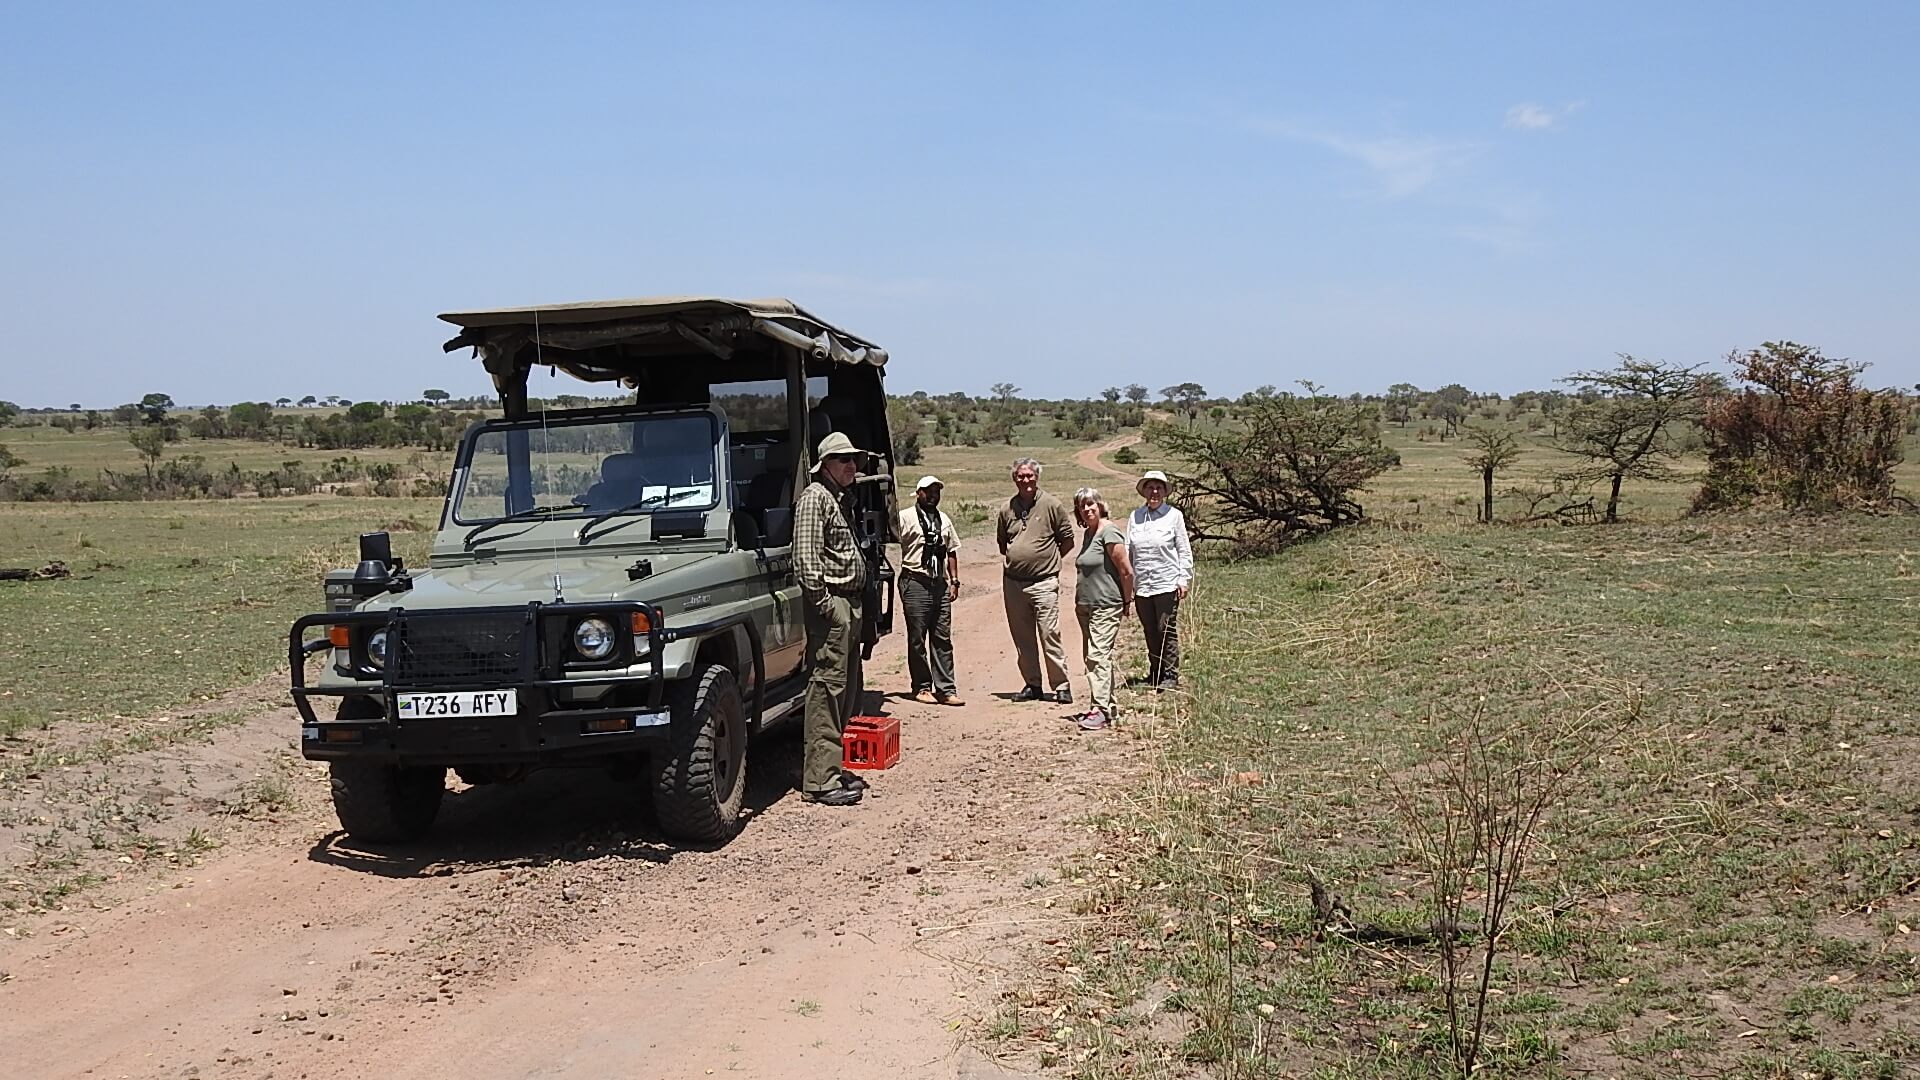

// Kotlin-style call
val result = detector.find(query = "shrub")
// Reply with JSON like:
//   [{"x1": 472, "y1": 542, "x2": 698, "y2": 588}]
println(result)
[{"x1": 1694, "y1": 342, "x2": 1906, "y2": 512}]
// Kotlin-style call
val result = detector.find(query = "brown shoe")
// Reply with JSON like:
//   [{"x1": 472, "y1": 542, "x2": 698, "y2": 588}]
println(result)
[
  {"x1": 910, "y1": 690, "x2": 937, "y2": 705},
  {"x1": 934, "y1": 692, "x2": 966, "y2": 707}
]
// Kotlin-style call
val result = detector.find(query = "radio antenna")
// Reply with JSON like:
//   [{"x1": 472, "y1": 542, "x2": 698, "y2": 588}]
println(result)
[{"x1": 532, "y1": 308, "x2": 564, "y2": 603}]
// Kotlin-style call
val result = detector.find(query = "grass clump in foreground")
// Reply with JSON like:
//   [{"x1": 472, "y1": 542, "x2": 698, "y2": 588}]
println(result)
[{"x1": 1014, "y1": 515, "x2": 1919, "y2": 1078}]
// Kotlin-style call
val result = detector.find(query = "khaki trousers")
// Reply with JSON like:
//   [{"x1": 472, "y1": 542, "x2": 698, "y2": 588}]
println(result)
[
  {"x1": 1003, "y1": 574, "x2": 1069, "y2": 692},
  {"x1": 1076, "y1": 603, "x2": 1124, "y2": 713},
  {"x1": 802, "y1": 592, "x2": 861, "y2": 792}
]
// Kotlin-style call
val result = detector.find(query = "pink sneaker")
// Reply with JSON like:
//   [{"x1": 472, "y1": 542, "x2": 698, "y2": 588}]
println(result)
[{"x1": 1076, "y1": 709, "x2": 1111, "y2": 731}]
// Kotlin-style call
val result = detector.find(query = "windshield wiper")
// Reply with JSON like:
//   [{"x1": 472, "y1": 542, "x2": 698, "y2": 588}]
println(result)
[
  {"x1": 462, "y1": 504, "x2": 573, "y2": 550},
  {"x1": 578, "y1": 487, "x2": 706, "y2": 544}
]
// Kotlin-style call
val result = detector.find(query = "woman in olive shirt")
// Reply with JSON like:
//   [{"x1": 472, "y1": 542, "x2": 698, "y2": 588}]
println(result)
[{"x1": 1071, "y1": 487, "x2": 1134, "y2": 730}]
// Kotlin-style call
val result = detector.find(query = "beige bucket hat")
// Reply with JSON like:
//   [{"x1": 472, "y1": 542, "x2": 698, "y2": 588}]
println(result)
[
  {"x1": 812, "y1": 430, "x2": 869, "y2": 471},
  {"x1": 1136, "y1": 469, "x2": 1172, "y2": 497}
]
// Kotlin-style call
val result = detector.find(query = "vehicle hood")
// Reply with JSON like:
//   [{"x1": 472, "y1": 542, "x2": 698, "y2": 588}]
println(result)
[{"x1": 356, "y1": 551, "x2": 719, "y2": 613}]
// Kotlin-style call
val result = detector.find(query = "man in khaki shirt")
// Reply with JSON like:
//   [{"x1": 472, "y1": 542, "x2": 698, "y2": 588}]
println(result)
[
  {"x1": 897, "y1": 475, "x2": 965, "y2": 706},
  {"x1": 996, "y1": 457, "x2": 1076, "y2": 703}
]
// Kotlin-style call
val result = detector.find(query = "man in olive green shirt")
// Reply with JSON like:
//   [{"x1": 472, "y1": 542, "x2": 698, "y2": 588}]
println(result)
[
  {"x1": 996, "y1": 457, "x2": 1077, "y2": 703},
  {"x1": 792, "y1": 431, "x2": 869, "y2": 806}
]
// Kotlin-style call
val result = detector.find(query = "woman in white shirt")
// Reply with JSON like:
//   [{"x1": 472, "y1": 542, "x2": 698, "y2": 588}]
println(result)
[{"x1": 1128, "y1": 471, "x2": 1193, "y2": 690}]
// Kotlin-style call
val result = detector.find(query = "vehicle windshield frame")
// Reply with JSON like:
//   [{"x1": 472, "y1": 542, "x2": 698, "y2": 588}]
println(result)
[{"x1": 448, "y1": 408, "x2": 724, "y2": 527}]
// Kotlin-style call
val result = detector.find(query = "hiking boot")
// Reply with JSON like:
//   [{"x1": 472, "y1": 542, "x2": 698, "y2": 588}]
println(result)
[
  {"x1": 909, "y1": 689, "x2": 938, "y2": 705},
  {"x1": 934, "y1": 691, "x2": 966, "y2": 707},
  {"x1": 802, "y1": 786, "x2": 862, "y2": 806},
  {"x1": 836, "y1": 770, "x2": 870, "y2": 792}
]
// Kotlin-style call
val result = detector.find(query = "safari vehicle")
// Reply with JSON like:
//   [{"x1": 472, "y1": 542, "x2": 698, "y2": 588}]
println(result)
[{"x1": 290, "y1": 297, "x2": 897, "y2": 844}]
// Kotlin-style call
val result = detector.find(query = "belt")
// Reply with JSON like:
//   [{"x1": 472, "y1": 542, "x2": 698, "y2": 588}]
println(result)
[{"x1": 1002, "y1": 571, "x2": 1057, "y2": 584}]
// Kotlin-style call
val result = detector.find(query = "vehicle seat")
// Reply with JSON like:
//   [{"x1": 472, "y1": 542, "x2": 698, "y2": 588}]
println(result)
[
  {"x1": 579, "y1": 452, "x2": 648, "y2": 511},
  {"x1": 642, "y1": 422, "x2": 715, "y2": 487},
  {"x1": 743, "y1": 470, "x2": 794, "y2": 546}
]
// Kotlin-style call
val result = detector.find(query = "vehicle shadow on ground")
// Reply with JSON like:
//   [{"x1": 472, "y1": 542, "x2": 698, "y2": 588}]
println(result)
[{"x1": 309, "y1": 725, "x2": 813, "y2": 879}]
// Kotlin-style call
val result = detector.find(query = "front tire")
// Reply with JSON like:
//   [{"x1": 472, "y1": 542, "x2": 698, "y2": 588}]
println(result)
[
  {"x1": 651, "y1": 663, "x2": 748, "y2": 843},
  {"x1": 329, "y1": 761, "x2": 446, "y2": 843}
]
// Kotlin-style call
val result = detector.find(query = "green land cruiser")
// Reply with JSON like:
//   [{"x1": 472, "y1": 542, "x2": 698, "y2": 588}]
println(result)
[{"x1": 290, "y1": 297, "x2": 897, "y2": 844}]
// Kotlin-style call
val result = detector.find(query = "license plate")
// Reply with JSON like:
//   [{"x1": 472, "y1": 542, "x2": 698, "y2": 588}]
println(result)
[{"x1": 396, "y1": 690, "x2": 518, "y2": 719}]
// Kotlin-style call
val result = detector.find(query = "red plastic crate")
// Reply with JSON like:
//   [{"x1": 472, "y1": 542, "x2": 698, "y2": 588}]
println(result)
[{"x1": 842, "y1": 714, "x2": 901, "y2": 770}]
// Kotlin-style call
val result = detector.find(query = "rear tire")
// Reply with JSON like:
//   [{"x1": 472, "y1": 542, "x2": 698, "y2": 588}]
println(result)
[
  {"x1": 329, "y1": 761, "x2": 445, "y2": 843},
  {"x1": 651, "y1": 663, "x2": 748, "y2": 843}
]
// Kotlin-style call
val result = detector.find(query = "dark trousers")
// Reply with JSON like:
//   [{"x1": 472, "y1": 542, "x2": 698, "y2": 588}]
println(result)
[
  {"x1": 900, "y1": 573, "x2": 956, "y2": 695},
  {"x1": 1137, "y1": 590, "x2": 1182, "y2": 688}
]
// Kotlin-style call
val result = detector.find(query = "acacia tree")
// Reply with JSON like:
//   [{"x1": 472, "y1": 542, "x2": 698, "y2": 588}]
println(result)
[
  {"x1": 129, "y1": 426, "x2": 167, "y2": 480},
  {"x1": 138, "y1": 392, "x2": 175, "y2": 425},
  {"x1": 1554, "y1": 357, "x2": 1702, "y2": 523},
  {"x1": 1148, "y1": 385, "x2": 1399, "y2": 554},
  {"x1": 1160, "y1": 382, "x2": 1208, "y2": 428},
  {"x1": 1462, "y1": 425, "x2": 1521, "y2": 523},
  {"x1": 1124, "y1": 383, "x2": 1148, "y2": 406},
  {"x1": 1385, "y1": 382, "x2": 1421, "y2": 427}
]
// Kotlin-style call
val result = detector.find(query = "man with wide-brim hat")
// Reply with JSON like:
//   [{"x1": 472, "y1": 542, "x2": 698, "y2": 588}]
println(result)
[
  {"x1": 792, "y1": 431, "x2": 871, "y2": 805},
  {"x1": 1128, "y1": 470, "x2": 1192, "y2": 691},
  {"x1": 896, "y1": 474, "x2": 965, "y2": 706}
]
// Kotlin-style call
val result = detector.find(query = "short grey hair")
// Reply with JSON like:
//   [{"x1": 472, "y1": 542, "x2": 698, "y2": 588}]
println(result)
[
  {"x1": 1072, "y1": 487, "x2": 1109, "y2": 517},
  {"x1": 1010, "y1": 457, "x2": 1042, "y2": 478}
]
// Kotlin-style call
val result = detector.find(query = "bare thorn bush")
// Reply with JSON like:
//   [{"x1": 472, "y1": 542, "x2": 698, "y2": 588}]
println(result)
[{"x1": 1389, "y1": 684, "x2": 1642, "y2": 1075}]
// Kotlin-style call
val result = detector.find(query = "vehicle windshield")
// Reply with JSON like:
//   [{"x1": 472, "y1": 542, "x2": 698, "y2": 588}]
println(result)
[{"x1": 452, "y1": 412, "x2": 720, "y2": 524}]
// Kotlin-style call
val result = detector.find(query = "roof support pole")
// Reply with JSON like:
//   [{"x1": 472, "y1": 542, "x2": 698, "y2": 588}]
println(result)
[{"x1": 496, "y1": 354, "x2": 534, "y2": 514}]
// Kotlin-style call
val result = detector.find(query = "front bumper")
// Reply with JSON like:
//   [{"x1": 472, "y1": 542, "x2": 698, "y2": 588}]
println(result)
[{"x1": 290, "y1": 602, "x2": 761, "y2": 767}]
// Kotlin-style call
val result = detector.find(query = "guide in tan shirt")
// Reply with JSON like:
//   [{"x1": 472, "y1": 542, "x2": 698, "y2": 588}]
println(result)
[{"x1": 995, "y1": 457, "x2": 1077, "y2": 702}]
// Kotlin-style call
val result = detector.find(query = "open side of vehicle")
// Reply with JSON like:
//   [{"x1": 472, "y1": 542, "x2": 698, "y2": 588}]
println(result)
[{"x1": 290, "y1": 297, "x2": 897, "y2": 844}]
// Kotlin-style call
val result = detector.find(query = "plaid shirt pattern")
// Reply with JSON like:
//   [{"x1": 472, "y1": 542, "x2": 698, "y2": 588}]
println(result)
[{"x1": 793, "y1": 478, "x2": 866, "y2": 598}]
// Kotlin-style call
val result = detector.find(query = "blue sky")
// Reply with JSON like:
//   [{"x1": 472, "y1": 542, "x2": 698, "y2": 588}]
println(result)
[{"x1": 3, "y1": 3, "x2": 1915, "y2": 407}]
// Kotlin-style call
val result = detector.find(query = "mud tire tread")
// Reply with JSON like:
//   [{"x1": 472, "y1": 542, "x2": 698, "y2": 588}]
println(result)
[{"x1": 651, "y1": 663, "x2": 747, "y2": 844}]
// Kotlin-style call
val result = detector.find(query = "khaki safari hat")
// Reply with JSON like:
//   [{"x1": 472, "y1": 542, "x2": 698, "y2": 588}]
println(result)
[
  {"x1": 914, "y1": 475, "x2": 943, "y2": 491},
  {"x1": 1136, "y1": 469, "x2": 1172, "y2": 497},
  {"x1": 812, "y1": 431, "x2": 869, "y2": 471}
]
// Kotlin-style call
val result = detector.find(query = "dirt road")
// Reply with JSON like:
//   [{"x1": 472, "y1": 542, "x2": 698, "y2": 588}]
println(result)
[
  {"x1": 3, "y1": 545, "x2": 1143, "y2": 1080},
  {"x1": 1071, "y1": 433, "x2": 1141, "y2": 481}
]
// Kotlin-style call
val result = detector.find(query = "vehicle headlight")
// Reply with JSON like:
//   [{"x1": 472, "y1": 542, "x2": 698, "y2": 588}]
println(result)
[
  {"x1": 366, "y1": 629, "x2": 389, "y2": 669},
  {"x1": 573, "y1": 617, "x2": 617, "y2": 661}
]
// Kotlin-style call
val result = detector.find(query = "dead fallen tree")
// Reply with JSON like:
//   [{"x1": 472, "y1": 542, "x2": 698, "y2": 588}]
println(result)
[{"x1": 0, "y1": 561, "x2": 69, "y2": 582}]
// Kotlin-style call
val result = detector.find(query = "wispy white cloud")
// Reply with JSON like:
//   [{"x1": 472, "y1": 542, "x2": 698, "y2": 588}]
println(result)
[
  {"x1": 1504, "y1": 100, "x2": 1585, "y2": 132},
  {"x1": 1246, "y1": 118, "x2": 1480, "y2": 199}
]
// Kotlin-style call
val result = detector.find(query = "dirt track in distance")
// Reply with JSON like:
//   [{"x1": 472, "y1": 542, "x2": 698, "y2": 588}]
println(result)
[
  {"x1": 3, "y1": 543, "x2": 1149, "y2": 1080},
  {"x1": 1072, "y1": 432, "x2": 1142, "y2": 481}
]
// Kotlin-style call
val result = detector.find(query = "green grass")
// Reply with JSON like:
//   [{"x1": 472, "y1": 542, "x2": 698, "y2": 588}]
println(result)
[
  {"x1": 1019, "y1": 512, "x2": 1920, "y2": 1077},
  {"x1": 0, "y1": 498, "x2": 437, "y2": 742}
]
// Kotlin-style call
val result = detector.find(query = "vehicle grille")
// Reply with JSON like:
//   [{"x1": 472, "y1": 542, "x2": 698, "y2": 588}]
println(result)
[{"x1": 390, "y1": 612, "x2": 527, "y2": 686}]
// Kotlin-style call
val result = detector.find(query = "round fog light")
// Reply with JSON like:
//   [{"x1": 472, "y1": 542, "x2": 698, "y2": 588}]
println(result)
[{"x1": 573, "y1": 617, "x2": 617, "y2": 661}]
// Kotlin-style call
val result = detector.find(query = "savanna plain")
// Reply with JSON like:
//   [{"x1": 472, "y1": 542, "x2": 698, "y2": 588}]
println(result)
[{"x1": 1, "y1": 409, "x2": 1917, "y2": 1079}]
